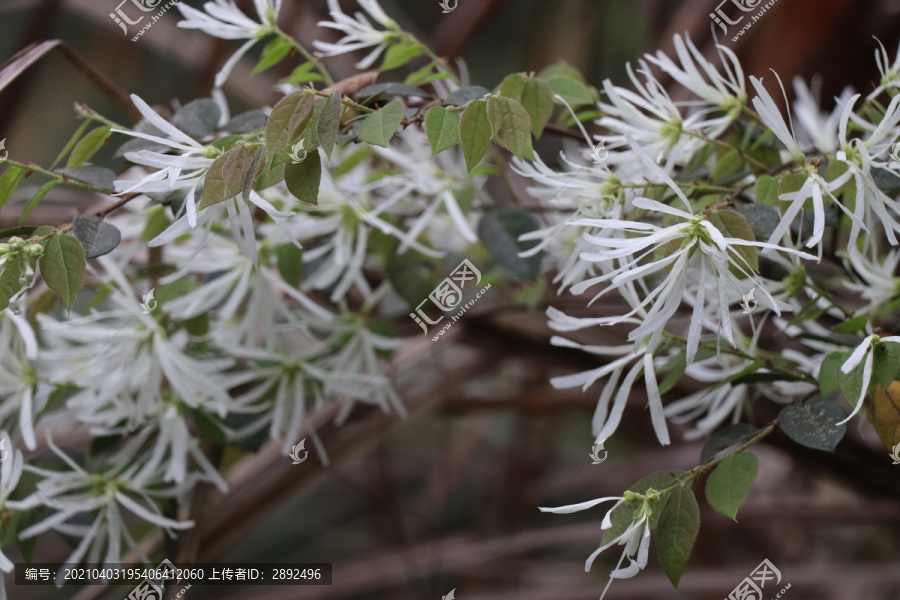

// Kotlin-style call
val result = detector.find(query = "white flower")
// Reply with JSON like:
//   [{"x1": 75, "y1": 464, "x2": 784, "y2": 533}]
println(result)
[
  {"x1": 838, "y1": 334, "x2": 900, "y2": 423},
  {"x1": 570, "y1": 193, "x2": 812, "y2": 361},
  {"x1": 159, "y1": 237, "x2": 333, "y2": 346},
  {"x1": 367, "y1": 127, "x2": 481, "y2": 252},
  {"x1": 791, "y1": 77, "x2": 853, "y2": 154},
  {"x1": 178, "y1": 0, "x2": 282, "y2": 88},
  {"x1": 868, "y1": 37, "x2": 900, "y2": 99},
  {"x1": 598, "y1": 61, "x2": 710, "y2": 165},
  {"x1": 314, "y1": 0, "x2": 398, "y2": 69},
  {"x1": 11, "y1": 433, "x2": 194, "y2": 568},
  {"x1": 844, "y1": 247, "x2": 900, "y2": 312},
  {"x1": 112, "y1": 94, "x2": 213, "y2": 228},
  {"x1": 750, "y1": 73, "x2": 805, "y2": 163},
  {"x1": 539, "y1": 492, "x2": 655, "y2": 598},
  {"x1": 664, "y1": 354, "x2": 753, "y2": 440},
  {"x1": 0, "y1": 431, "x2": 23, "y2": 575},
  {"x1": 547, "y1": 327, "x2": 669, "y2": 446},
  {"x1": 321, "y1": 318, "x2": 406, "y2": 425},
  {"x1": 764, "y1": 162, "x2": 859, "y2": 255},
  {"x1": 643, "y1": 33, "x2": 745, "y2": 119},
  {"x1": 0, "y1": 312, "x2": 46, "y2": 450}
]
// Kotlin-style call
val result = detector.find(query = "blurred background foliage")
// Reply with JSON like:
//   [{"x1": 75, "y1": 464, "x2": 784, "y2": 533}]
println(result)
[{"x1": 2, "y1": 1, "x2": 900, "y2": 599}]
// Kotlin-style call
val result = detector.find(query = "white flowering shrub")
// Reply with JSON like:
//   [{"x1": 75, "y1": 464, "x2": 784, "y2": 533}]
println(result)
[{"x1": 0, "y1": 1, "x2": 899, "y2": 598}]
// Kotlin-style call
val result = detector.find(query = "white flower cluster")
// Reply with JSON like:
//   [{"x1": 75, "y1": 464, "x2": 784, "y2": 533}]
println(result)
[
  {"x1": 0, "y1": 1, "x2": 483, "y2": 577},
  {"x1": 518, "y1": 33, "x2": 900, "y2": 593}
]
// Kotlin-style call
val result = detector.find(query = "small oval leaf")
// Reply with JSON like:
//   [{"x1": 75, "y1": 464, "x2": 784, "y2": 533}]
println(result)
[
  {"x1": 655, "y1": 485, "x2": 700, "y2": 588},
  {"x1": 358, "y1": 100, "x2": 405, "y2": 148},
  {"x1": 778, "y1": 395, "x2": 847, "y2": 452},
  {"x1": 425, "y1": 106, "x2": 460, "y2": 157},
  {"x1": 459, "y1": 100, "x2": 492, "y2": 174},
  {"x1": 39, "y1": 234, "x2": 86, "y2": 311},
  {"x1": 704, "y1": 452, "x2": 758, "y2": 520},
  {"x1": 72, "y1": 215, "x2": 122, "y2": 259}
]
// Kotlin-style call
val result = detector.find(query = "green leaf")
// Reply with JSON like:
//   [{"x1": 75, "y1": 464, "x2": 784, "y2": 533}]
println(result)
[
  {"x1": 242, "y1": 146, "x2": 267, "y2": 203},
  {"x1": 487, "y1": 96, "x2": 533, "y2": 159},
  {"x1": 498, "y1": 73, "x2": 527, "y2": 99},
  {"x1": 252, "y1": 37, "x2": 292, "y2": 75},
  {"x1": 359, "y1": 100, "x2": 405, "y2": 148},
  {"x1": 601, "y1": 470, "x2": 687, "y2": 545},
  {"x1": 683, "y1": 143, "x2": 716, "y2": 174},
  {"x1": 655, "y1": 485, "x2": 700, "y2": 588},
  {"x1": 52, "y1": 120, "x2": 92, "y2": 168},
  {"x1": 284, "y1": 148, "x2": 321, "y2": 205},
  {"x1": 317, "y1": 92, "x2": 342, "y2": 158},
  {"x1": 873, "y1": 342, "x2": 900, "y2": 391},
  {"x1": 39, "y1": 234, "x2": 86, "y2": 311},
  {"x1": 276, "y1": 243, "x2": 303, "y2": 288},
  {"x1": 838, "y1": 350, "x2": 869, "y2": 409},
  {"x1": 444, "y1": 86, "x2": 491, "y2": 106},
  {"x1": 707, "y1": 210, "x2": 758, "y2": 276},
  {"x1": 704, "y1": 453, "x2": 758, "y2": 520},
  {"x1": 711, "y1": 149, "x2": 744, "y2": 182},
  {"x1": 19, "y1": 180, "x2": 60, "y2": 224},
  {"x1": 545, "y1": 77, "x2": 594, "y2": 105},
  {"x1": 72, "y1": 215, "x2": 121, "y2": 258},
  {"x1": 832, "y1": 314, "x2": 868, "y2": 333},
  {"x1": 778, "y1": 395, "x2": 848, "y2": 452},
  {"x1": 425, "y1": 106, "x2": 460, "y2": 157},
  {"x1": 700, "y1": 423, "x2": 762, "y2": 464},
  {"x1": 266, "y1": 92, "x2": 316, "y2": 157},
  {"x1": 405, "y1": 63, "x2": 451, "y2": 87},
  {"x1": 380, "y1": 40, "x2": 421, "y2": 71},
  {"x1": 355, "y1": 83, "x2": 431, "y2": 101},
  {"x1": 386, "y1": 250, "x2": 443, "y2": 307},
  {"x1": 478, "y1": 208, "x2": 542, "y2": 279},
  {"x1": 754, "y1": 174, "x2": 780, "y2": 206},
  {"x1": 67, "y1": 126, "x2": 111, "y2": 167},
  {"x1": 173, "y1": 99, "x2": 221, "y2": 138},
  {"x1": 731, "y1": 203, "x2": 780, "y2": 242},
  {"x1": 658, "y1": 353, "x2": 687, "y2": 395},
  {"x1": 520, "y1": 78, "x2": 554, "y2": 137},
  {"x1": 0, "y1": 166, "x2": 26, "y2": 211},
  {"x1": 254, "y1": 161, "x2": 286, "y2": 191},
  {"x1": 140, "y1": 205, "x2": 171, "y2": 242},
  {"x1": 0, "y1": 226, "x2": 38, "y2": 239},
  {"x1": 199, "y1": 145, "x2": 251, "y2": 210},
  {"x1": 779, "y1": 171, "x2": 807, "y2": 197},
  {"x1": 459, "y1": 100, "x2": 492, "y2": 174},
  {"x1": 0, "y1": 259, "x2": 23, "y2": 311},
  {"x1": 56, "y1": 166, "x2": 116, "y2": 192},
  {"x1": 221, "y1": 109, "x2": 268, "y2": 134},
  {"x1": 281, "y1": 62, "x2": 325, "y2": 85}
]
